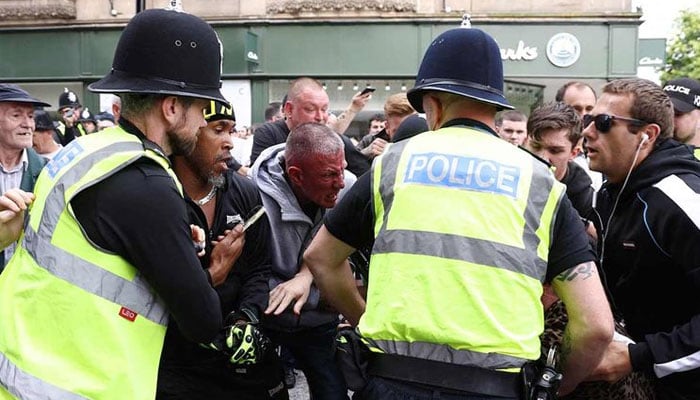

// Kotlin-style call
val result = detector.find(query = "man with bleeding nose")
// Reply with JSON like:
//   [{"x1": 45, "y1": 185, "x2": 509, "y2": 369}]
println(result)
[{"x1": 251, "y1": 122, "x2": 355, "y2": 400}]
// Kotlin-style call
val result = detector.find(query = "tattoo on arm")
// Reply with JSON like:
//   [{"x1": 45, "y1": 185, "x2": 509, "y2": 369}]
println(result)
[{"x1": 556, "y1": 262, "x2": 595, "y2": 282}]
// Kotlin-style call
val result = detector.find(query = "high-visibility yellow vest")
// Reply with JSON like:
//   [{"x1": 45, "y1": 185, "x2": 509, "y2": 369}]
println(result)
[
  {"x1": 360, "y1": 126, "x2": 565, "y2": 371},
  {"x1": 0, "y1": 127, "x2": 182, "y2": 399},
  {"x1": 56, "y1": 121, "x2": 88, "y2": 138},
  {"x1": 694, "y1": 147, "x2": 700, "y2": 161}
]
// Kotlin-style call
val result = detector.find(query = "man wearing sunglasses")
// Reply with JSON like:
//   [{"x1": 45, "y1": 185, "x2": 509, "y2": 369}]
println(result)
[
  {"x1": 584, "y1": 78, "x2": 700, "y2": 399},
  {"x1": 663, "y1": 77, "x2": 700, "y2": 159}
]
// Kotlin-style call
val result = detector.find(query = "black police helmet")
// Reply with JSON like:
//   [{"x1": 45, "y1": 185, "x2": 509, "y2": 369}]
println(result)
[
  {"x1": 407, "y1": 28, "x2": 513, "y2": 113},
  {"x1": 89, "y1": 9, "x2": 227, "y2": 104},
  {"x1": 78, "y1": 107, "x2": 96, "y2": 123},
  {"x1": 203, "y1": 100, "x2": 236, "y2": 123},
  {"x1": 58, "y1": 88, "x2": 81, "y2": 110}
]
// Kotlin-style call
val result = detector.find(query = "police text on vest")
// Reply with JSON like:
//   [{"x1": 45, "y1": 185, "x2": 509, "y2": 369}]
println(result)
[{"x1": 404, "y1": 153, "x2": 520, "y2": 197}]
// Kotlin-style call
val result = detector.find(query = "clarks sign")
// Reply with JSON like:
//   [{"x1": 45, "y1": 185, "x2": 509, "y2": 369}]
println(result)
[
  {"x1": 498, "y1": 33, "x2": 581, "y2": 68},
  {"x1": 500, "y1": 41, "x2": 538, "y2": 61}
]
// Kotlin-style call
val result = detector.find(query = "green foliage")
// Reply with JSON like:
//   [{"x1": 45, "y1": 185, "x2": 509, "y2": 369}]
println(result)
[{"x1": 661, "y1": 10, "x2": 700, "y2": 82}]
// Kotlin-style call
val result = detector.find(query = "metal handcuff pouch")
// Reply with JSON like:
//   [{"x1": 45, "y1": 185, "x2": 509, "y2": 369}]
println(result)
[
  {"x1": 334, "y1": 326, "x2": 372, "y2": 391},
  {"x1": 521, "y1": 346, "x2": 562, "y2": 400}
]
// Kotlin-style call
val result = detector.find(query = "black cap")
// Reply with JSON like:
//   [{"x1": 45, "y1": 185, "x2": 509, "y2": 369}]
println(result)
[
  {"x1": 34, "y1": 110, "x2": 56, "y2": 131},
  {"x1": 0, "y1": 84, "x2": 51, "y2": 107},
  {"x1": 95, "y1": 111, "x2": 115, "y2": 123},
  {"x1": 663, "y1": 78, "x2": 700, "y2": 114},
  {"x1": 392, "y1": 114, "x2": 429, "y2": 142},
  {"x1": 203, "y1": 100, "x2": 235, "y2": 123}
]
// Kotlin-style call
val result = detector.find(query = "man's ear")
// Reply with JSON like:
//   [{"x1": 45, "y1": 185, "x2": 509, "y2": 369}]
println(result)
[
  {"x1": 570, "y1": 137, "x2": 583, "y2": 160},
  {"x1": 641, "y1": 123, "x2": 661, "y2": 148},
  {"x1": 161, "y1": 96, "x2": 180, "y2": 124},
  {"x1": 287, "y1": 165, "x2": 303, "y2": 187},
  {"x1": 283, "y1": 101, "x2": 293, "y2": 120},
  {"x1": 423, "y1": 95, "x2": 443, "y2": 131}
]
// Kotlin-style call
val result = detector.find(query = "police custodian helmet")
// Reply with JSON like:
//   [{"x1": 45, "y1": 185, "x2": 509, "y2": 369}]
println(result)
[
  {"x1": 407, "y1": 28, "x2": 513, "y2": 113},
  {"x1": 58, "y1": 88, "x2": 81, "y2": 110},
  {"x1": 89, "y1": 9, "x2": 227, "y2": 104}
]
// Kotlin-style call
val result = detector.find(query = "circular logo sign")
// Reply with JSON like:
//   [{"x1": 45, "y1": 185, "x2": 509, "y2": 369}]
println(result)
[{"x1": 546, "y1": 33, "x2": 581, "y2": 68}]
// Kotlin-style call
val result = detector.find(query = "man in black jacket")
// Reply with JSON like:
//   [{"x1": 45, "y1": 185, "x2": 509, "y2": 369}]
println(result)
[
  {"x1": 165, "y1": 100, "x2": 287, "y2": 399},
  {"x1": 525, "y1": 102, "x2": 594, "y2": 222},
  {"x1": 250, "y1": 77, "x2": 369, "y2": 177},
  {"x1": 585, "y1": 78, "x2": 700, "y2": 399}
]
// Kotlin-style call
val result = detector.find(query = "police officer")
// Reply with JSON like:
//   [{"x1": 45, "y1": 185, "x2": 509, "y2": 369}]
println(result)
[
  {"x1": 0, "y1": 9, "x2": 242, "y2": 399},
  {"x1": 78, "y1": 107, "x2": 98, "y2": 134},
  {"x1": 662, "y1": 77, "x2": 700, "y2": 158},
  {"x1": 299, "y1": 28, "x2": 614, "y2": 399},
  {"x1": 56, "y1": 87, "x2": 86, "y2": 144}
]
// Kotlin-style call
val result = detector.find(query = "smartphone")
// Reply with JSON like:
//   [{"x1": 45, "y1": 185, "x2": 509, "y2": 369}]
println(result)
[
  {"x1": 242, "y1": 207, "x2": 266, "y2": 231},
  {"x1": 360, "y1": 87, "x2": 376, "y2": 96}
]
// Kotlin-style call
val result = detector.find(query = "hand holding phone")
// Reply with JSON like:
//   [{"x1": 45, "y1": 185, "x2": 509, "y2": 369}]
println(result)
[
  {"x1": 242, "y1": 207, "x2": 266, "y2": 231},
  {"x1": 360, "y1": 87, "x2": 376, "y2": 96}
]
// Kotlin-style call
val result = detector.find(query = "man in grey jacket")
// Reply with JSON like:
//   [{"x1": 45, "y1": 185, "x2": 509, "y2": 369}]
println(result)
[{"x1": 251, "y1": 122, "x2": 355, "y2": 400}]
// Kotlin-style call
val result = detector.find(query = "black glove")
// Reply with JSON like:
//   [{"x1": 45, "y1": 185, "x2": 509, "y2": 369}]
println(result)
[{"x1": 206, "y1": 321, "x2": 271, "y2": 365}]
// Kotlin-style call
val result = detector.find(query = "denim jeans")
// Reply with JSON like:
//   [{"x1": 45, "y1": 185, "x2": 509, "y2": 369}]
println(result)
[
  {"x1": 353, "y1": 376, "x2": 520, "y2": 400},
  {"x1": 266, "y1": 321, "x2": 349, "y2": 400}
]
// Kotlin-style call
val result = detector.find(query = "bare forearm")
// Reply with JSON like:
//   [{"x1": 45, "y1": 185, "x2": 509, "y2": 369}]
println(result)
[
  {"x1": 558, "y1": 323, "x2": 610, "y2": 395},
  {"x1": 303, "y1": 226, "x2": 365, "y2": 325},
  {"x1": 316, "y1": 260, "x2": 366, "y2": 325},
  {"x1": 553, "y1": 261, "x2": 614, "y2": 395},
  {"x1": 330, "y1": 108, "x2": 357, "y2": 134}
]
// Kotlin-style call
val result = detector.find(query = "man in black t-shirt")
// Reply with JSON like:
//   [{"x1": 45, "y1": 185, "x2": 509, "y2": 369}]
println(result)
[
  {"x1": 525, "y1": 102, "x2": 595, "y2": 223},
  {"x1": 297, "y1": 28, "x2": 614, "y2": 399},
  {"x1": 162, "y1": 101, "x2": 287, "y2": 400},
  {"x1": 250, "y1": 77, "x2": 369, "y2": 177}
]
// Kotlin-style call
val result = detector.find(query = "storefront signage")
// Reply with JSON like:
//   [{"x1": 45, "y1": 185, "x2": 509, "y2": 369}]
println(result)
[
  {"x1": 500, "y1": 41, "x2": 538, "y2": 61},
  {"x1": 546, "y1": 32, "x2": 581, "y2": 68},
  {"x1": 638, "y1": 39, "x2": 666, "y2": 67},
  {"x1": 245, "y1": 31, "x2": 259, "y2": 64}
]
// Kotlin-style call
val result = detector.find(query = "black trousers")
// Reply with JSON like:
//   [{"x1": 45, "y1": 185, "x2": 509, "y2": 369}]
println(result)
[{"x1": 157, "y1": 349, "x2": 288, "y2": 400}]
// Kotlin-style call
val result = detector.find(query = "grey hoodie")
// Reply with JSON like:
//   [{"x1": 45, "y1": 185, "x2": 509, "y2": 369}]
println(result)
[{"x1": 251, "y1": 143, "x2": 356, "y2": 330}]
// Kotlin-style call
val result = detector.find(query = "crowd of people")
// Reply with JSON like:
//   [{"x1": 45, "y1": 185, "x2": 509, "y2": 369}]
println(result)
[{"x1": 0, "y1": 6, "x2": 700, "y2": 400}]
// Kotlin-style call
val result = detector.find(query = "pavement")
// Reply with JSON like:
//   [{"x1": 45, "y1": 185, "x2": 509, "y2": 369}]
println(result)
[
  {"x1": 287, "y1": 369, "x2": 353, "y2": 399},
  {"x1": 287, "y1": 369, "x2": 309, "y2": 399}
]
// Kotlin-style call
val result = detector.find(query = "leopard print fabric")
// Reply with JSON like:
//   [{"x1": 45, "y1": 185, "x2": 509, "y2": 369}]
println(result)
[{"x1": 541, "y1": 300, "x2": 656, "y2": 400}]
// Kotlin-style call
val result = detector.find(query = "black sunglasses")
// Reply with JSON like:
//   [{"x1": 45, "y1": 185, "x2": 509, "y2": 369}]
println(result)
[{"x1": 582, "y1": 113, "x2": 648, "y2": 133}]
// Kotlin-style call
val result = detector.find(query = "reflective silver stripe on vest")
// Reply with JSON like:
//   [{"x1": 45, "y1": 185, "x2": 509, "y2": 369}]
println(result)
[
  {"x1": 374, "y1": 139, "x2": 409, "y2": 233},
  {"x1": 374, "y1": 141, "x2": 556, "y2": 281},
  {"x1": 367, "y1": 338, "x2": 530, "y2": 370},
  {"x1": 23, "y1": 224, "x2": 168, "y2": 325},
  {"x1": 0, "y1": 351, "x2": 89, "y2": 400},
  {"x1": 22, "y1": 141, "x2": 169, "y2": 326}
]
